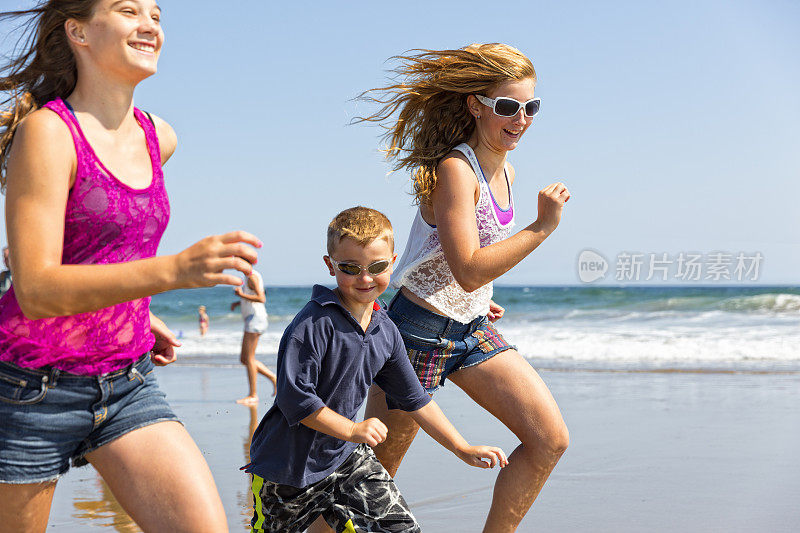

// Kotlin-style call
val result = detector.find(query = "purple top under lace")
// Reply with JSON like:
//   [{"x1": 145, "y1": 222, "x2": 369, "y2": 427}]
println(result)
[
  {"x1": 0, "y1": 98, "x2": 170, "y2": 375},
  {"x1": 488, "y1": 172, "x2": 514, "y2": 226},
  {"x1": 475, "y1": 154, "x2": 514, "y2": 226}
]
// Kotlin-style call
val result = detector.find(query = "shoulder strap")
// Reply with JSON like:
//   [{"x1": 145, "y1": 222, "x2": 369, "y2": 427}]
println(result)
[
  {"x1": 42, "y1": 98, "x2": 90, "y2": 171},
  {"x1": 133, "y1": 107, "x2": 162, "y2": 171},
  {"x1": 452, "y1": 143, "x2": 485, "y2": 185}
]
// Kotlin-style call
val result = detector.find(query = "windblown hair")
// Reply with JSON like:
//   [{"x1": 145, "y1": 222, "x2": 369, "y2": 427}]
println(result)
[
  {"x1": 327, "y1": 206, "x2": 394, "y2": 255},
  {"x1": 355, "y1": 43, "x2": 536, "y2": 205},
  {"x1": 0, "y1": 0, "x2": 98, "y2": 190}
]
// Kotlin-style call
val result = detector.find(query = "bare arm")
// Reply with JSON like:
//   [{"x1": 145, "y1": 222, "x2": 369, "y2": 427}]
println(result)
[
  {"x1": 235, "y1": 291, "x2": 266, "y2": 303},
  {"x1": 301, "y1": 407, "x2": 388, "y2": 447},
  {"x1": 233, "y1": 273, "x2": 266, "y2": 303},
  {"x1": 433, "y1": 155, "x2": 570, "y2": 292},
  {"x1": 251, "y1": 275, "x2": 267, "y2": 303},
  {"x1": 409, "y1": 400, "x2": 507, "y2": 469},
  {"x1": 5, "y1": 110, "x2": 261, "y2": 320}
]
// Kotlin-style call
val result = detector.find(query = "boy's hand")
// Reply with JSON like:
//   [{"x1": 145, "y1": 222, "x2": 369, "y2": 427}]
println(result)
[
  {"x1": 409, "y1": 400, "x2": 507, "y2": 469},
  {"x1": 456, "y1": 445, "x2": 508, "y2": 469},
  {"x1": 349, "y1": 418, "x2": 388, "y2": 447}
]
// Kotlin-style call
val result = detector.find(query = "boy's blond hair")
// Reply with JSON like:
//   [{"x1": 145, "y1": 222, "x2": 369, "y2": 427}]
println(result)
[{"x1": 327, "y1": 207, "x2": 394, "y2": 255}]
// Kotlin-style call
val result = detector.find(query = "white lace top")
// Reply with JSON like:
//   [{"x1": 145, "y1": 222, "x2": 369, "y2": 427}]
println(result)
[{"x1": 390, "y1": 143, "x2": 515, "y2": 324}]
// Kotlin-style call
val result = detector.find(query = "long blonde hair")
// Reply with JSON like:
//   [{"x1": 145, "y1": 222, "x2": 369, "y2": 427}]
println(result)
[
  {"x1": 356, "y1": 43, "x2": 536, "y2": 205},
  {"x1": 0, "y1": 1, "x2": 98, "y2": 191}
]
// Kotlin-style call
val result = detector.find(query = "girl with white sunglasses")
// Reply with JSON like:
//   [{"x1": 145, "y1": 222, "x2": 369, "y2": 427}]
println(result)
[{"x1": 313, "y1": 43, "x2": 570, "y2": 533}]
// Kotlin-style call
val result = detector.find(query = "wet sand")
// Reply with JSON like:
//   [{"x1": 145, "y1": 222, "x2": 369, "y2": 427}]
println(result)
[{"x1": 48, "y1": 364, "x2": 800, "y2": 532}]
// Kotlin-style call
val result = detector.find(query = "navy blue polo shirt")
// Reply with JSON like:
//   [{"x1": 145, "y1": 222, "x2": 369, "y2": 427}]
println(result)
[{"x1": 245, "y1": 285, "x2": 431, "y2": 488}]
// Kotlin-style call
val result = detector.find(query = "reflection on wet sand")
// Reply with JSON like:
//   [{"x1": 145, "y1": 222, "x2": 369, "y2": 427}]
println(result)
[
  {"x1": 72, "y1": 471, "x2": 140, "y2": 532},
  {"x1": 238, "y1": 403, "x2": 259, "y2": 528}
]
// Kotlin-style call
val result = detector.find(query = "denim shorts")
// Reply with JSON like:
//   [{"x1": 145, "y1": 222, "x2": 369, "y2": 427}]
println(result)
[
  {"x1": 0, "y1": 354, "x2": 179, "y2": 484},
  {"x1": 387, "y1": 290, "x2": 516, "y2": 393}
]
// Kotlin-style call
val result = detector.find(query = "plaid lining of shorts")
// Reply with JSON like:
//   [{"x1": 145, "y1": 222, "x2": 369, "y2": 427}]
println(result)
[
  {"x1": 471, "y1": 320, "x2": 511, "y2": 354},
  {"x1": 405, "y1": 320, "x2": 513, "y2": 390},
  {"x1": 407, "y1": 339, "x2": 455, "y2": 390}
]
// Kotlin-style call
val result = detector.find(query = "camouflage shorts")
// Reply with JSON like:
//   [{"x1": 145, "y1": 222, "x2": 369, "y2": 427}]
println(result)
[{"x1": 250, "y1": 444, "x2": 420, "y2": 533}]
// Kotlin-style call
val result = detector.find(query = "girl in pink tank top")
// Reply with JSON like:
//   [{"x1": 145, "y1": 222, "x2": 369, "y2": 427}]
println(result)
[
  {"x1": 0, "y1": 97, "x2": 168, "y2": 374},
  {"x1": 0, "y1": 2, "x2": 260, "y2": 530}
]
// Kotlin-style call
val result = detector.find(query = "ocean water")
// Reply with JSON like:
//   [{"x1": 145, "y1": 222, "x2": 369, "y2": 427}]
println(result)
[{"x1": 153, "y1": 285, "x2": 800, "y2": 372}]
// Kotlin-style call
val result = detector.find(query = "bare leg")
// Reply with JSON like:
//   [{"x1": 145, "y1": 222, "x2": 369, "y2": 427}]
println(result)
[
  {"x1": 448, "y1": 349, "x2": 569, "y2": 533},
  {"x1": 0, "y1": 481, "x2": 57, "y2": 533},
  {"x1": 254, "y1": 360, "x2": 277, "y2": 395},
  {"x1": 364, "y1": 384, "x2": 424, "y2": 477},
  {"x1": 237, "y1": 331, "x2": 263, "y2": 404},
  {"x1": 86, "y1": 421, "x2": 228, "y2": 533}
]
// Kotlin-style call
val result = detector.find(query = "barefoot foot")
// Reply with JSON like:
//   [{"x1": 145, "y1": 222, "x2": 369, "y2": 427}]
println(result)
[{"x1": 236, "y1": 395, "x2": 258, "y2": 405}]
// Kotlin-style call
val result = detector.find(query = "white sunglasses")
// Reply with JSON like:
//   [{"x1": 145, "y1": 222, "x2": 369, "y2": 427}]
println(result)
[{"x1": 475, "y1": 95, "x2": 541, "y2": 117}]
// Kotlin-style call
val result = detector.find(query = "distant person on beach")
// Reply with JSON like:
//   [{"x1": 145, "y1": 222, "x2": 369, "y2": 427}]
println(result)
[
  {"x1": 0, "y1": 1, "x2": 262, "y2": 531},
  {"x1": 244, "y1": 207, "x2": 507, "y2": 532},
  {"x1": 0, "y1": 246, "x2": 11, "y2": 297},
  {"x1": 353, "y1": 44, "x2": 571, "y2": 532},
  {"x1": 198, "y1": 304, "x2": 209, "y2": 336},
  {"x1": 230, "y1": 269, "x2": 277, "y2": 404}
]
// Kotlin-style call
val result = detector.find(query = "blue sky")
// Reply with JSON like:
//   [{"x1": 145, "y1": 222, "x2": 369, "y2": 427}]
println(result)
[{"x1": 2, "y1": 0, "x2": 798, "y2": 285}]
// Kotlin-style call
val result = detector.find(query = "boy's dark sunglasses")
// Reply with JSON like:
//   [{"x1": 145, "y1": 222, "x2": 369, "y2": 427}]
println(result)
[
  {"x1": 475, "y1": 95, "x2": 541, "y2": 117},
  {"x1": 330, "y1": 258, "x2": 392, "y2": 276}
]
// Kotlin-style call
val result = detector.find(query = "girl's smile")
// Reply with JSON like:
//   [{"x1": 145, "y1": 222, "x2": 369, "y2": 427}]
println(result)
[
  {"x1": 129, "y1": 41, "x2": 157, "y2": 55},
  {"x1": 476, "y1": 77, "x2": 537, "y2": 152}
]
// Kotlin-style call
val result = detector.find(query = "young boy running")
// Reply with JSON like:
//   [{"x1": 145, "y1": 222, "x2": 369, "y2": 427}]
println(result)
[{"x1": 244, "y1": 207, "x2": 507, "y2": 533}]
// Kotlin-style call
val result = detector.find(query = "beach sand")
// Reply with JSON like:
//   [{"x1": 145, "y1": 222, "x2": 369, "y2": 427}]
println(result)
[{"x1": 47, "y1": 363, "x2": 800, "y2": 532}]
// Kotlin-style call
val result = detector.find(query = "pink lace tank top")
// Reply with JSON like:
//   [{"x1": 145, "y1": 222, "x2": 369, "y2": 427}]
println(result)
[{"x1": 0, "y1": 98, "x2": 170, "y2": 375}]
